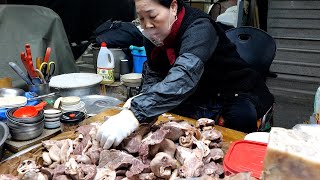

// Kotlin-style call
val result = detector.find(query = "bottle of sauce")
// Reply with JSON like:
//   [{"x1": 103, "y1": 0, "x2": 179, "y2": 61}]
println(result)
[{"x1": 97, "y1": 42, "x2": 115, "y2": 84}]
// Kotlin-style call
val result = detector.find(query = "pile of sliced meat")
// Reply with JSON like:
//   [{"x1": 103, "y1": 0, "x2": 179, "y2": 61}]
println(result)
[{"x1": 12, "y1": 118, "x2": 253, "y2": 180}]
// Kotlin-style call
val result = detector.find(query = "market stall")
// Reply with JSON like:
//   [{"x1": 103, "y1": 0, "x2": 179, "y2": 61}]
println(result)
[{"x1": 0, "y1": 106, "x2": 247, "y2": 178}]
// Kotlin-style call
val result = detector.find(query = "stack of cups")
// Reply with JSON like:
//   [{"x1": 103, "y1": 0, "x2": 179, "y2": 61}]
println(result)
[
  {"x1": 54, "y1": 96, "x2": 86, "y2": 114},
  {"x1": 44, "y1": 109, "x2": 62, "y2": 129}
]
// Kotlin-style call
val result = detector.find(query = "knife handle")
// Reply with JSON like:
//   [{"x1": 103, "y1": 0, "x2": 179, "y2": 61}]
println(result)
[{"x1": 9, "y1": 62, "x2": 33, "y2": 85}]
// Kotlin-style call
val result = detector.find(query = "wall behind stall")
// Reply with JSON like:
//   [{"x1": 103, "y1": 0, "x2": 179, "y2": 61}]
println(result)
[{"x1": 3, "y1": 0, "x2": 136, "y2": 59}]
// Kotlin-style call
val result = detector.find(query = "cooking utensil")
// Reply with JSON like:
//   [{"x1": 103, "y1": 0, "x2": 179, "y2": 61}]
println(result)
[
  {"x1": 9, "y1": 62, "x2": 33, "y2": 85},
  {"x1": 9, "y1": 124, "x2": 44, "y2": 141},
  {"x1": 0, "y1": 88, "x2": 25, "y2": 97},
  {"x1": 0, "y1": 96, "x2": 27, "y2": 108},
  {"x1": 36, "y1": 57, "x2": 43, "y2": 70},
  {"x1": 120, "y1": 73, "x2": 142, "y2": 87},
  {"x1": 34, "y1": 69, "x2": 46, "y2": 84},
  {"x1": 0, "y1": 121, "x2": 9, "y2": 160},
  {"x1": 44, "y1": 109, "x2": 61, "y2": 115},
  {"x1": 6, "y1": 107, "x2": 44, "y2": 124},
  {"x1": 27, "y1": 92, "x2": 56, "y2": 101},
  {"x1": 31, "y1": 77, "x2": 42, "y2": 85},
  {"x1": 44, "y1": 47, "x2": 51, "y2": 63},
  {"x1": 23, "y1": 44, "x2": 38, "y2": 78},
  {"x1": 39, "y1": 62, "x2": 48, "y2": 78},
  {"x1": 28, "y1": 83, "x2": 50, "y2": 96},
  {"x1": 7, "y1": 115, "x2": 44, "y2": 128},
  {"x1": 60, "y1": 111, "x2": 85, "y2": 132},
  {"x1": 81, "y1": 95, "x2": 122, "y2": 115},
  {"x1": 49, "y1": 73, "x2": 103, "y2": 97},
  {"x1": 44, "y1": 120, "x2": 60, "y2": 129},
  {"x1": 46, "y1": 62, "x2": 55, "y2": 82},
  {"x1": 13, "y1": 101, "x2": 47, "y2": 118}
]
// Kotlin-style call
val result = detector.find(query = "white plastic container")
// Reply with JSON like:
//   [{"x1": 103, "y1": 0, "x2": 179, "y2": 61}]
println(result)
[{"x1": 97, "y1": 42, "x2": 115, "y2": 84}]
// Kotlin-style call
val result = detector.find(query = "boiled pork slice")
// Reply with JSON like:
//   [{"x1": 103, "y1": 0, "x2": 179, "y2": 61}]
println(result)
[
  {"x1": 121, "y1": 123, "x2": 151, "y2": 153},
  {"x1": 149, "y1": 138, "x2": 176, "y2": 158},
  {"x1": 98, "y1": 149, "x2": 148, "y2": 178},
  {"x1": 139, "y1": 128, "x2": 170, "y2": 162},
  {"x1": 177, "y1": 147, "x2": 204, "y2": 178},
  {"x1": 150, "y1": 152, "x2": 178, "y2": 178},
  {"x1": 203, "y1": 148, "x2": 224, "y2": 164},
  {"x1": 94, "y1": 168, "x2": 116, "y2": 180}
]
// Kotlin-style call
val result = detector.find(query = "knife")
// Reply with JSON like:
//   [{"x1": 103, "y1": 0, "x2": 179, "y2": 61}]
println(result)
[{"x1": 8, "y1": 62, "x2": 33, "y2": 85}]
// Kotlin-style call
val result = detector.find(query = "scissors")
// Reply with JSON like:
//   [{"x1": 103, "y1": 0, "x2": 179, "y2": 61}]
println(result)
[
  {"x1": 40, "y1": 61, "x2": 55, "y2": 82},
  {"x1": 46, "y1": 61, "x2": 55, "y2": 82},
  {"x1": 34, "y1": 69, "x2": 46, "y2": 84}
]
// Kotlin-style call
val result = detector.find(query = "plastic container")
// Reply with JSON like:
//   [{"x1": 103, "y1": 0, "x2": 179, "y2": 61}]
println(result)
[
  {"x1": 92, "y1": 44, "x2": 127, "y2": 80},
  {"x1": 129, "y1": 45, "x2": 147, "y2": 73},
  {"x1": 60, "y1": 111, "x2": 85, "y2": 132},
  {"x1": 97, "y1": 42, "x2": 115, "y2": 84},
  {"x1": 223, "y1": 140, "x2": 267, "y2": 179}
]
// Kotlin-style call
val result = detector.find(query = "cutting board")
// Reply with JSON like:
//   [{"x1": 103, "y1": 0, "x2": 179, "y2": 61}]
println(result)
[
  {"x1": 5, "y1": 128, "x2": 61, "y2": 153},
  {"x1": 84, "y1": 108, "x2": 246, "y2": 152}
]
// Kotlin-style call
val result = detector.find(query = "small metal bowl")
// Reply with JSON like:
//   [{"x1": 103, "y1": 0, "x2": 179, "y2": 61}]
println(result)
[{"x1": 0, "y1": 88, "x2": 25, "y2": 97}]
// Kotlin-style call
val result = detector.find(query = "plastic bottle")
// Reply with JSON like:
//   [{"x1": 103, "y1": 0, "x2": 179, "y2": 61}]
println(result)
[
  {"x1": 97, "y1": 42, "x2": 115, "y2": 84},
  {"x1": 129, "y1": 45, "x2": 147, "y2": 73}
]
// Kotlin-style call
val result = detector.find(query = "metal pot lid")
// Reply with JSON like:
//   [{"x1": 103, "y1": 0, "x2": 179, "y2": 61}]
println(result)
[
  {"x1": 49, "y1": 73, "x2": 103, "y2": 89},
  {"x1": 81, "y1": 95, "x2": 122, "y2": 115},
  {"x1": 0, "y1": 88, "x2": 25, "y2": 97}
]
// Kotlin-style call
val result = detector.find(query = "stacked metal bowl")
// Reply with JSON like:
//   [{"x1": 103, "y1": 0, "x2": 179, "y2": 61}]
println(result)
[{"x1": 6, "y1": 107, "x2": 44, "y2": 141}]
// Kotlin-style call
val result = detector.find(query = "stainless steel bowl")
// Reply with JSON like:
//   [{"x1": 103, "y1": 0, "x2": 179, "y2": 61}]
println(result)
[
  {"x1": 0, "y1": 122, "x2": 9, "y2": 160},
  {"x1": 0, "y1": 88, "x2": 25, "y2": 97},
  {"x1": 6, "y1": 108, "x2": 44, "y2": 124},
  {"x1": 7, "y1": 120, "x2": 44, "y2": 133},
  {"x1": 9, "y1": 124, "x2": 44, "y2": 141},
  {"x1": 7, "y1": 118, "x2": 44, "y2": 129}
]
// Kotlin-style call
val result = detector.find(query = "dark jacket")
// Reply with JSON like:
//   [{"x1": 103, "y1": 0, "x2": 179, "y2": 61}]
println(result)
[{"x1": 130, "y1": 4, "x2": 273, "y2": 123}]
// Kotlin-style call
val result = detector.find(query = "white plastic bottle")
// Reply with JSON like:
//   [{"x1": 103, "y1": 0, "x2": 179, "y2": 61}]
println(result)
[{"x1": 97, "y1": 42, "x2": 115, "y2": 84}]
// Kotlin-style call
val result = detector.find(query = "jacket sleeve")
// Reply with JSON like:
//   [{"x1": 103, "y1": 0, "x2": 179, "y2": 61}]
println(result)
[
  {"x1": 130, "y1": 18, "x2": 219, "y2": 123},
  {"x1": 139, "y1": 61, "x2": 164, "y2": 93}
]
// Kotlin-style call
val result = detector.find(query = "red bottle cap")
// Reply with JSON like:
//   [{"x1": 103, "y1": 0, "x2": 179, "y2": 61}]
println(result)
[{"x1": 101, "y1": 42, "x2": 107, "y2": 47}]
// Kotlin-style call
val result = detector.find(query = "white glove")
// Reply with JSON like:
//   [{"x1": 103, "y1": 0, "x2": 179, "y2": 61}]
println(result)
[
  {"x1": 123, "y1": 93, "x2": 143, "y2": 109},
  {"x1": 96, "y1": 109, "x2": 139, "y2": 149}
]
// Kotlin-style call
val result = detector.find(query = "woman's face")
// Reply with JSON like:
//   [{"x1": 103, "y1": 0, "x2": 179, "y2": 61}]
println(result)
[{"x1": 135, "y1": 0, "x2": 177, "y2": 45}]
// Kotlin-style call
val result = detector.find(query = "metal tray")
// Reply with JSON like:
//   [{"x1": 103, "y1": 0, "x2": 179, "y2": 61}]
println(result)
[{"x1": 80, "y1": 95, "x2": 122, "y2": 116}]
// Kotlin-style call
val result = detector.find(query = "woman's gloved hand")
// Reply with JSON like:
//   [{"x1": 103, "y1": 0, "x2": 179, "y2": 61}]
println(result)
[
  {"x1": 123, "y1": 93, "x2": 143, "y2": 109},
  {"x1": 96, "y1": 109, "x2": 139, "y2": 149}
]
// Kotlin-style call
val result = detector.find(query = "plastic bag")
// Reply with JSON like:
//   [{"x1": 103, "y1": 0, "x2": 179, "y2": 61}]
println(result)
[
  {"x1": 314, "y1": 86, "x2": 320, "y2": 114},
  {"x1": 216, "y1": 6, "x2": 238, "y2": 28}
]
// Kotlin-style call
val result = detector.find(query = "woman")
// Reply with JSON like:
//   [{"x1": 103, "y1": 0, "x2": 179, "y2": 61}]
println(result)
[{"x1": 96, "y1": 0, "x2": 274, "y2": 149}]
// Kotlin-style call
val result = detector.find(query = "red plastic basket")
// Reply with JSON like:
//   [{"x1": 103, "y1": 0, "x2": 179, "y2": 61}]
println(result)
[{"x1": 223, "y1": 140, "x2": 267, "y2": 179}]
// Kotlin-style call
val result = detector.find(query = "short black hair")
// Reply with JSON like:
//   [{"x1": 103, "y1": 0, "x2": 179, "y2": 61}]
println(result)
[
  {"x1": 157, "y1": 0, "x2": 184, "y2": 12},
  {"x1": 133, "y1": 0, "x2": 185, "y2": 12}
]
